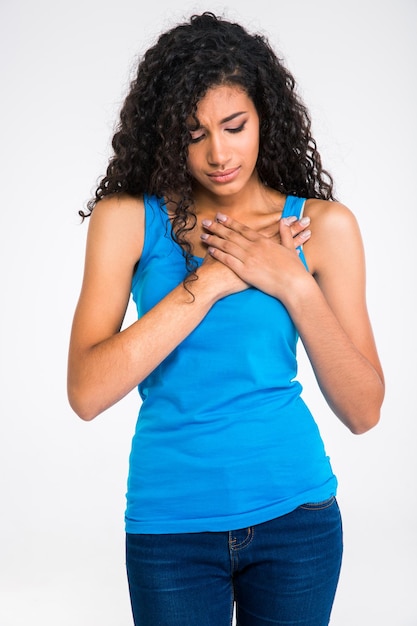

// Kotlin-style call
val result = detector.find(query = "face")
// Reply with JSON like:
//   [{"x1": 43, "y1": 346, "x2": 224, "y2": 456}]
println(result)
[{"x1": 186, "y1": 85, "x2": 260, "y2": 197}]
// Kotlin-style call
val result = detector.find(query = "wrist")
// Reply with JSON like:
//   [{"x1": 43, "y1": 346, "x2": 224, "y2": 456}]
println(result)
[
  {"x1": 193, "y1": 263, "x2": 224, "y2": 304},
  {"x1": 280, "y1": 272, "x2": 320, "y2": 314},
  {"x1": 172, "y1": 265, "x2": 220, "y2": 310}
]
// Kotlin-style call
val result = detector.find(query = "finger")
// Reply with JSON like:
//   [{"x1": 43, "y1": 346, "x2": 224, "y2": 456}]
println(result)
[
  {"x1": 206, "y1": 245, "x2": 248, "y2": 280},
  {"x1": 289, "y1": 216, "x2": 310, "y2": 239},
  {"x1": 202, "y1": 213, "x2": 259, "y2": 242},
  {"x1": 280, "y1": 216, "x2": 300, "y2": 249},
  {"x1": 200, "y1": 232, "x2": 247, "y2": 261},
  {"x1": 292, "y1": 228, "x2": 311, "y2": 246}
]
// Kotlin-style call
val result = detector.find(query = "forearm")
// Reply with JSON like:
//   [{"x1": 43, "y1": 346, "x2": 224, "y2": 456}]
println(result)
[
  {"x1": 286, "y1": 276, "x2": 384, "y2": 434},
  {"x1": 68, "y1": 271, "x2": 219, "y2": 421}
]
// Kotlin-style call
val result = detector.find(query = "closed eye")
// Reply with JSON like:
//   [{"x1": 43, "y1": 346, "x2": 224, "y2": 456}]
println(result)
[
  {"x1": 189, "y1": 132, "x2": 205, "y2": 144},
  {"x1": 189, "y1": 121, "x2": 246, "y2": 143},
  {"x1": 226, "y1": 122, "x2": 246, "y2": 134}
]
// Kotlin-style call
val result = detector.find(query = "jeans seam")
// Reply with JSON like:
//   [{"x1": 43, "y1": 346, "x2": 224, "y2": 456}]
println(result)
[
  {"x1": 229, "y1": 526, "x2": 255, "y2": 552},
  {"x1": 299, "y1": 496, "x2": 336, "y2": 511}
]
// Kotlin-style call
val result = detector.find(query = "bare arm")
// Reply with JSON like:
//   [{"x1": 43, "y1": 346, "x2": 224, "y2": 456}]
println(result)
[
  {"x1": 298, "y1": 201, "x2": 384, "y2": 433},
  {"x1": 67, "y1": 195, "x2": 247, "y2": 421},
  {"x1": 201, "y1": 203, "x2": 384, "y2": 434}
]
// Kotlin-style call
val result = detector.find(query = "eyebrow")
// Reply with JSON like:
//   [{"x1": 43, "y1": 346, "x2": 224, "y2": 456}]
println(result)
[
  {"x1": 219, "y1": 111, "x2": 247, "y2": 124},
  {"x1": 189, "y1": 111, "x2": 247, "y2": 130}
]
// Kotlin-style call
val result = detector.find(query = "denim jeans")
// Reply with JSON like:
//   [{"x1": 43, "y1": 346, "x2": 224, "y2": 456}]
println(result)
[{"x1": 126, "y1": 497, "x2": 343, "y2": 625}]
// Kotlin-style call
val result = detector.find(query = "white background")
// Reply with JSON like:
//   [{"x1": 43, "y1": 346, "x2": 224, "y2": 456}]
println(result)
[{"x1": 1, "y1": 0, "x2": 416, "y2": 624}]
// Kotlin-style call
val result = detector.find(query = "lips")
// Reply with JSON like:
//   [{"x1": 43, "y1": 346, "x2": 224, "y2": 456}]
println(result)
[{"x1": 207, "y1": 167, "x2": 240, "y2": 183}]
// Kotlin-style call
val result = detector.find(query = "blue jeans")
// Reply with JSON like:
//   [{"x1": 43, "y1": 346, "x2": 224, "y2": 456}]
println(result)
[{"x1": 126, "y1": 497, "x2": 343, "y2": 625}]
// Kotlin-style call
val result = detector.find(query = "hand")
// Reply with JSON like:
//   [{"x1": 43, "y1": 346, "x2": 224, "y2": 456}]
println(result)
[
  {"x1": 280, "y1": 214, "x2": 312, "y2": 248},
  {"x1": 200, "y1": 212, "x2": 312, "y2": 302},
  {"x1": 199, "y1": 249, "x2": 249, "y2": 300},
  {"x1": 255, "y1": 213, "x2": 311, "y2": 247}
]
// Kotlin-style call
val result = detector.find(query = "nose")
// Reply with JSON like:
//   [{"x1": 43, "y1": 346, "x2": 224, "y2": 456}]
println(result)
[{"x1": 206, "y1": 133, "x2": 231, "y2": 168}]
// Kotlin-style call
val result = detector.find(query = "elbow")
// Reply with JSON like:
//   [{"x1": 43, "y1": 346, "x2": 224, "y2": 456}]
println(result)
[
  {"x1": 67, "y1": 359, "x2": 108, "y2": 421},
  {"x1": 340, "y1": 372, "x2": 385, "y2": 435},
  {"x1": 346, "y1": 387, "x2": 384, "y2": 435},
  {"x1": 73, "y1": 407, "x2": 99, "y2": 422},
  {"x1": 67, "y1": 382, "x2": 101, "y2": 422},
  {"x1": 68, "y1": 397, "x2": 99, "y2": 422},
  {"x1": 348, "y1": 411, "x2": 381, "y2": 435}
]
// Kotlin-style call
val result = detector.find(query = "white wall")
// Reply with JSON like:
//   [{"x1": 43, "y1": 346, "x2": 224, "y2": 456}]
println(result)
[{"x1": 1, "y1": 0, "x2": 416, "y2": 624}]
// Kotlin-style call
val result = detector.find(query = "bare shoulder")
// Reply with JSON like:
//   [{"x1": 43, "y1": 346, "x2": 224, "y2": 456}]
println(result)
[
  {"x1": 303, "y1": 199, "x2": 364, "y2": 276},
  {"x1": 91, "y1": 192, "x2": 145, "y2": 217},
  {"x1": 304, "y1": 198, "x2": 359, "y2": 232},
  {"x1": 72, "y1": 194, "x2": 145, "y2": 345},
  {"x1": 87, "y1": 193, "x2": 145, "y2": 265}
]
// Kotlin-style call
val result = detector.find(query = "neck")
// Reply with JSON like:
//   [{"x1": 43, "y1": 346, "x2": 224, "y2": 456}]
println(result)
[
  {"x1": 194, "y1": 176, "x2": 266, "y2": 217},
  {"x1": 191, "y1": 176, "x2": 285, "y2": 219}
]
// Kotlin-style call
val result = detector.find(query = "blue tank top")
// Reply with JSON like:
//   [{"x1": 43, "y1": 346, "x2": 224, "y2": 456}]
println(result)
[{"x1": 125, "y1": 194, "x2": 337, "y2": 533}]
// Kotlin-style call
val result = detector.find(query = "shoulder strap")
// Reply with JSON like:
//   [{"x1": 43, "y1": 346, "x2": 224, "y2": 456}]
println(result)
[
  {"x1": 282, "y1": 195, "x2": 309, "y2": 271},
  {"x1": 282, "y1": 195, "x2": 306, "y2": 220}
]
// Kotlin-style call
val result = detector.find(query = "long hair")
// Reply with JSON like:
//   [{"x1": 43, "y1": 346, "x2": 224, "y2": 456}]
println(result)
[{"x1": 84, "y1": 12, "x2": 335, "y2": 276}]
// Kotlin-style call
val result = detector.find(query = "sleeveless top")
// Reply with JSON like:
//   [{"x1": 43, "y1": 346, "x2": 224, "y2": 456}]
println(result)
[{"x1": 125, "y1": 194, "x2": 337, "y2": 533}]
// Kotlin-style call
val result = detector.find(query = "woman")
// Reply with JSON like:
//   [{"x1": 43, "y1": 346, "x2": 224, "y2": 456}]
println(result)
[{"x1": 67, "y1": 12, "x2": 384, "y2": 626}]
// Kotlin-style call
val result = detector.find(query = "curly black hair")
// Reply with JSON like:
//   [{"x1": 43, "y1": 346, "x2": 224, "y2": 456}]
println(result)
[{"x1": 84, "y1": 12, "x2": 335, "y2": 275}]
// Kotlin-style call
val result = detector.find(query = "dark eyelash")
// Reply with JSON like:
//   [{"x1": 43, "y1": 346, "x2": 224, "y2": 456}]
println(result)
[
  {"x1": 227, "y1": 123, "x2": 246, "y2": 133},
  {"x1": 189, "y1": 121, "x2": 246, "y2": 144},
  {"x1": 189, "y1": 134, "x2": 205, "y2": 144}
]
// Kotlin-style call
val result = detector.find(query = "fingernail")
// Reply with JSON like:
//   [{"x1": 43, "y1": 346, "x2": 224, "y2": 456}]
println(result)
[
  {"x1": 202, "y1": 219, "x2": 212, "y2": 227},
  {"x1": 285, "y1": 216, "x2": 298, "y2": 225},
  {"x1": 299, "y1": 229, "x2": 311, "y2": 238},
  {"x1": 216, "y1": 213, "x2": 227, "y2": 222},
  {"x1": 200, "y1": 233, "x2": 209, "y2": 240},
  {"x1": 299, "y1": 216, "x2": 310, "y2": 226}
]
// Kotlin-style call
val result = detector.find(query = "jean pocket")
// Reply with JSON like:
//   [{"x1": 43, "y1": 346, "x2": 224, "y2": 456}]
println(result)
[{"x1": 299, "y1": 496, "x2": 336, "y2": 511}]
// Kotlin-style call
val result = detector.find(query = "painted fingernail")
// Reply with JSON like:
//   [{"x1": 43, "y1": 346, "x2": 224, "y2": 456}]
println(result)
[
  {"x1": 216, "y1": 213, "x2": 227, "y2": 222},
  {"x1": 299, "y1": 229, "x2": 311, "y2": 238},
  {"x1": 285, "y1": 216, "x2": 298, "y2": 225},
  {"x1": 202, "y1": 219, "x2": 212, "y2": 227},
  {"x1": 200, "y1": 233, "x2": 209, "y2": 240},
  {"x1": 299, "y1": 216, "x2": 310, "y2": 226}
]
